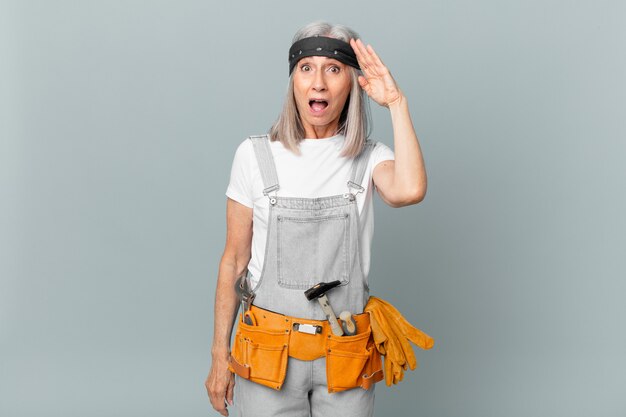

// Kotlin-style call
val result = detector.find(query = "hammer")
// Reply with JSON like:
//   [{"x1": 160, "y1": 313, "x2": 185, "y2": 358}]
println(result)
[{"x1": 304, "y1": 281, "x2": 344, "y2": 336}]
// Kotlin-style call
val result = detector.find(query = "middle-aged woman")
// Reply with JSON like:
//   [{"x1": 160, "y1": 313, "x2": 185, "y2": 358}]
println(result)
[{"x1": 206, "y1": 21, "x2": 427, "y2": 417}]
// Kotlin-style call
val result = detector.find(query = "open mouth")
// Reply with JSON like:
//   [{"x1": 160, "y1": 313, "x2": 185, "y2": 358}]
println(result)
[{"x1": 309, "y1": 99, "x2": 329, "y2": 112}]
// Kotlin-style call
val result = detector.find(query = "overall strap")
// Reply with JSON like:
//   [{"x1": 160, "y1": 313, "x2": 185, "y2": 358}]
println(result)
[
  {"x1": 347, "y1": 139, "x2": 377, "y2": 194},
  {"x1": 249, "y1": 134, "x2": 280, "y2": 196}
]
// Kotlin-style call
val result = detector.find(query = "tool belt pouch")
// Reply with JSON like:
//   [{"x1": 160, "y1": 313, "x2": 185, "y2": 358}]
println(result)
[
  {"x1": 228, "y1": 313, "x2": 289, "y2": 391},
  {"x1": 325, "y1": 325, "x2": 384, "y2": 393}
]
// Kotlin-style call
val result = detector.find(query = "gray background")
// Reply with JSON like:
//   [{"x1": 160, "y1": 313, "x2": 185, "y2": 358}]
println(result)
[{"x1": 1, "y1": 0, "x2": 624, "y2": 416}]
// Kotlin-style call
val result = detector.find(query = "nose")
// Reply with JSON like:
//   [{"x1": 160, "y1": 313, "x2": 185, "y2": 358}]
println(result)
[{"x1": 312, "y1": 68, "x2": 327, "y2": 91}]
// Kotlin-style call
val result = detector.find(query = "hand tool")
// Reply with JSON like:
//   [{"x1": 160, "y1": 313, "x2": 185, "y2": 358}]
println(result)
[
  {"x1": 234, "y1": 277, "x2": 246, "y2": 317},
  {"x1": 244, "y1": 310, "x2": 257, "y2": 326},
  {"x1": 234, "y1": 271, "x2": 256, "y2": 325},
  {"x1": 304, "y1": 281, "x2": 344, "y2": 336},
  {"x1": 339, "y1": 310, "x2": 357, "y2": 336}
]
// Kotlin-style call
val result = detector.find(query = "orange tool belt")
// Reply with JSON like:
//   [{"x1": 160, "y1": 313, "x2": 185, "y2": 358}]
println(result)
[{"x1": 228, "y1": 303, "x2": 384, "y2": 393}]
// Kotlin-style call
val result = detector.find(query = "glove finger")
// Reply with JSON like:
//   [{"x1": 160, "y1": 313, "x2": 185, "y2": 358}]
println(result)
[
  {"x1": 367, "y1": 311, "x2": 388, "y2": 347},
  {"x1": 375, "y1": 312, "x2": 405, "y2": 365},
  {"x1": 373, "y1": 309, "x2": 400, "y2": 357},
  {"x1": 392, "y1": 361, "x2": 404, "y2": 385},
  {"x1": 384, "y1": 354, "x2": 393, "y2": 386},
  {"x1": 380, "y1": 300, "x2": 435, "y2": 350},
  {"x1": 387, "y1": 316, "x2": 417, "y2": 370},
  {"x1": 375, "y1": 298, "x2": 435, "y2": 349},
  {"x1": 393, "y1": 314, "x2": 435, "y2": 350}
]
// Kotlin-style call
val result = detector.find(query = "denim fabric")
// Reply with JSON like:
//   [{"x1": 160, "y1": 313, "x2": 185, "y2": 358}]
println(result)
[
  {"x1": 233, "y1": 357, "x2": 375, "y2": 417},
  {"x1": 234, "y1": 135, "x2": 378, "y2": 415}
]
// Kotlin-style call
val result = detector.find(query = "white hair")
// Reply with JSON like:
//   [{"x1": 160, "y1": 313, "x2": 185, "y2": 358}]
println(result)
[{"x1": 267, "y1": 20, "x2": 372, "y2": 158}]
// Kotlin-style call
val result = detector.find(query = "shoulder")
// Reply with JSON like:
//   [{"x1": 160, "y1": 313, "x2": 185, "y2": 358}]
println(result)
[
  {"x1": 233, "y1": 134, "x2": 266, "y2": 156},
  {"x1": 229, "y1": 136, "x2": 261, "y2": 174},
  {"x1": 367, "y1": 138, "x2": 391, "y2": 151},
  {"x1": 239, "y1": 133, "x2": 278, "y2": 153},
  {"x1": 366, "y1": 139, "x2": 395, "y2": 163},
  {"x1": 247, "y1": 134, "x2": 271, "y2": 144}
]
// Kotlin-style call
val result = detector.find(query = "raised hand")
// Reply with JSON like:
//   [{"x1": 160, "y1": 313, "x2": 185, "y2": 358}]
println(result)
[{"x1": 349, "y1": 38, "x2": 403, "y2": 108}]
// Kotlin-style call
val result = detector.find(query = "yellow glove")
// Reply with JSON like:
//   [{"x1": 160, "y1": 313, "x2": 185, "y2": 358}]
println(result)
[
  {"x1": 375, "y1": 296, "x2": 434, "y2": 349},
  {"x1": 364, "y1": 296, "x2": 435, "y2": 386},
  {"x1": 367, "y1": 303, "x2": 410, "y2": 385}
]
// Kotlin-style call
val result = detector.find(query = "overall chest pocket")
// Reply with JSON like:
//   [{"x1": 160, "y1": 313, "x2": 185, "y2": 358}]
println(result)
[{"x1": 276, "y1": 212, "x2": 351, "y2": 289}]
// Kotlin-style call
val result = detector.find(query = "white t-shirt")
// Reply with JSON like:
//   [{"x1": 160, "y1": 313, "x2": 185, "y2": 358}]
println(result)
[{"x1": 225, "y1": 133, "x2": 395, "y2": 289}]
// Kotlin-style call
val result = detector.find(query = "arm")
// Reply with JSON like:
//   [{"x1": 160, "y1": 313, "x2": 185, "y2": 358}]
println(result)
[
  {"x1": 349, "y1": 38, "x2": 427, "y2": 207},
  {"x1": 205, "y1": 197, "x2": 253, "y2": 416},
  {"x1": 373, "y1": 94, "x2": 427, "y2": 207}
]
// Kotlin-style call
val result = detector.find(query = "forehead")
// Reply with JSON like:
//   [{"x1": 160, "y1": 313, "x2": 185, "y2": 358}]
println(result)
[{"x1": 298, "y1": 56, "x2": 344, "y2": 65}]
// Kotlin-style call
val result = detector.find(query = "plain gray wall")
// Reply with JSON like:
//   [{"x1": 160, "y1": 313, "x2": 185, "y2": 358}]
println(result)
[{"x1": 1, "y1": 1, "x2": 624, "y2": 416}]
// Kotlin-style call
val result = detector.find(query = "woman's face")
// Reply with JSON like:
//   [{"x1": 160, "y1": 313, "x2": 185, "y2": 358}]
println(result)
[{"x1": 292, "y1": 55, "x2": 352, "y2": 137}]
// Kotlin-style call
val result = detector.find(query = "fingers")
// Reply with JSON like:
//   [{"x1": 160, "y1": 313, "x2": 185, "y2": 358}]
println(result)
[
  {"x1": 226, "y1": 375, "x2": 235, "y2": 406},
  {"x1": 366, "y1": 43, "x2": 387, "y2": 71},
  {"x1": 208, "y1": 389, "x2": 228, "y2": 415},
  {"x1": 208, "y1": 386, "x2": 228, "y2": 415},
  {"x1": 357, "y1": 75, "x2": 368, "y2": 89},
  {"x1": 349, "y1": 38, "x2": 386, "y2": 75},
  {"x1": 349, "y1": 38, "x2": 372, "y2": 73},
  {"x1": 206, "y1": 373, "x2": 231, "y2": 416}
]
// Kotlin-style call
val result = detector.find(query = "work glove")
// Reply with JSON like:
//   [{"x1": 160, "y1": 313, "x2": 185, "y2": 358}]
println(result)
[{"x1": 364, "y1": 296, "x2": 434, "y2": 386}]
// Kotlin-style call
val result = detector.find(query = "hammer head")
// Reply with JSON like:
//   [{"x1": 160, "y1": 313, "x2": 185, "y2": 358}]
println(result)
[{"x1": 304, "y1": 280, "x2": 341, "y2": 301}]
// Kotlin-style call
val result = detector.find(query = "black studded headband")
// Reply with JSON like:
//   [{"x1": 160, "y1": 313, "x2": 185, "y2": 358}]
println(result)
[{"x1": 288, "y1": 35, "x2": 361, "y2": 76}]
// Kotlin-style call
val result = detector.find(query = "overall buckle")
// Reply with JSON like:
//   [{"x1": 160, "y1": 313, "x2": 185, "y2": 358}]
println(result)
[
  {"x1": 263, "y1": 184, "x2": 279, "y2": 205},
  {"x1": 345, "y1": 180, "x2": 364, "y2": 199}
]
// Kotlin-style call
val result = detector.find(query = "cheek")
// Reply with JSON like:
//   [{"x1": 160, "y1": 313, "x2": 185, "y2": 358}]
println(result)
[
  {"x1": 293, "y1": 85, "x2": 307, "y2": 103},
  {"x1": 294, "y1": 79, "x2": 311, "y2": 97},
  {"x1": 336, "y1": 84, "x2": 352, "y2": 105},
  {"x1": 335, "y1": 77, "x2": 351, "y2": 100}
]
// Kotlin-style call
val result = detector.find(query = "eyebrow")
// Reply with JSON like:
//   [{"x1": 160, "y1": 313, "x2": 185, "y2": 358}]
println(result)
[{"x1": 299, "y1": 59, "x2": 343, "y2": 66}]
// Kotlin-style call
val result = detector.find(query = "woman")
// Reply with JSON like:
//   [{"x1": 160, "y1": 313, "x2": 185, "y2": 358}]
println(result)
[{"x1": 206, "y1": 21, "x2": 426, "y2": 417}]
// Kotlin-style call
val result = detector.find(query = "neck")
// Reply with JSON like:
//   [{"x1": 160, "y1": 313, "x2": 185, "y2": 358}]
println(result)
[{"x1": 303, "y1": 122, "x2": 340, "y2": 139}]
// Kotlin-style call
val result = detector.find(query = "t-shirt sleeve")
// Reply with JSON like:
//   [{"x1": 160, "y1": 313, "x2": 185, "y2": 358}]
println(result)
[
  {"x1": 372, "y1": 141, "x2": 395, "y2": 167},
  {"x1": 225, "y1": 138, "x2": 254, "y2": 208},
  {"x1": 370, "y1": 141, "x2": 395, "y2": 190}
]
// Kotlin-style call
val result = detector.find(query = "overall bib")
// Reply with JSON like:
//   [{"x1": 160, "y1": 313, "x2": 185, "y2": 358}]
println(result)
[{"x1": 232, "y1": 134, "x2": 380, "y2": 417}]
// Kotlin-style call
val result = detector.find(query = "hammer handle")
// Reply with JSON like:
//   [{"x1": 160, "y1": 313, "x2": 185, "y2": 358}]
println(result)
[{"x1": 318, "y1": 295, "x2": 344, "y2": 336}]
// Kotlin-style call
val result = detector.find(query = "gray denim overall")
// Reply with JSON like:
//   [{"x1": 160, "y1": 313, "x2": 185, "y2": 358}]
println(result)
[{"x1": 233, "y1": 134, "x2": 378, "y2": 417}]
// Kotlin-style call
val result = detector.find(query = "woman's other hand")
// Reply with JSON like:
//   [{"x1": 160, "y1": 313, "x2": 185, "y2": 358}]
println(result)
[
  {"x1": 205, "y1": 352, "x2": 235, "y2": 416},
  {"x1": 206, "y1": 197, "x2": 252, "y2": 415},
  {"x1": 349, "y1": 38, "x2": 403, "y2": 108}
]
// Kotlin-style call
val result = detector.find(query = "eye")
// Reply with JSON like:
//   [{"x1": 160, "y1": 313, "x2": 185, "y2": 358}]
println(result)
[
  {"x1": 300, "y1": 64, "x2": 311, "y2": 71},
  {"x1": 329, "y1": 65, "x2": 340, "y2": 73}
]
